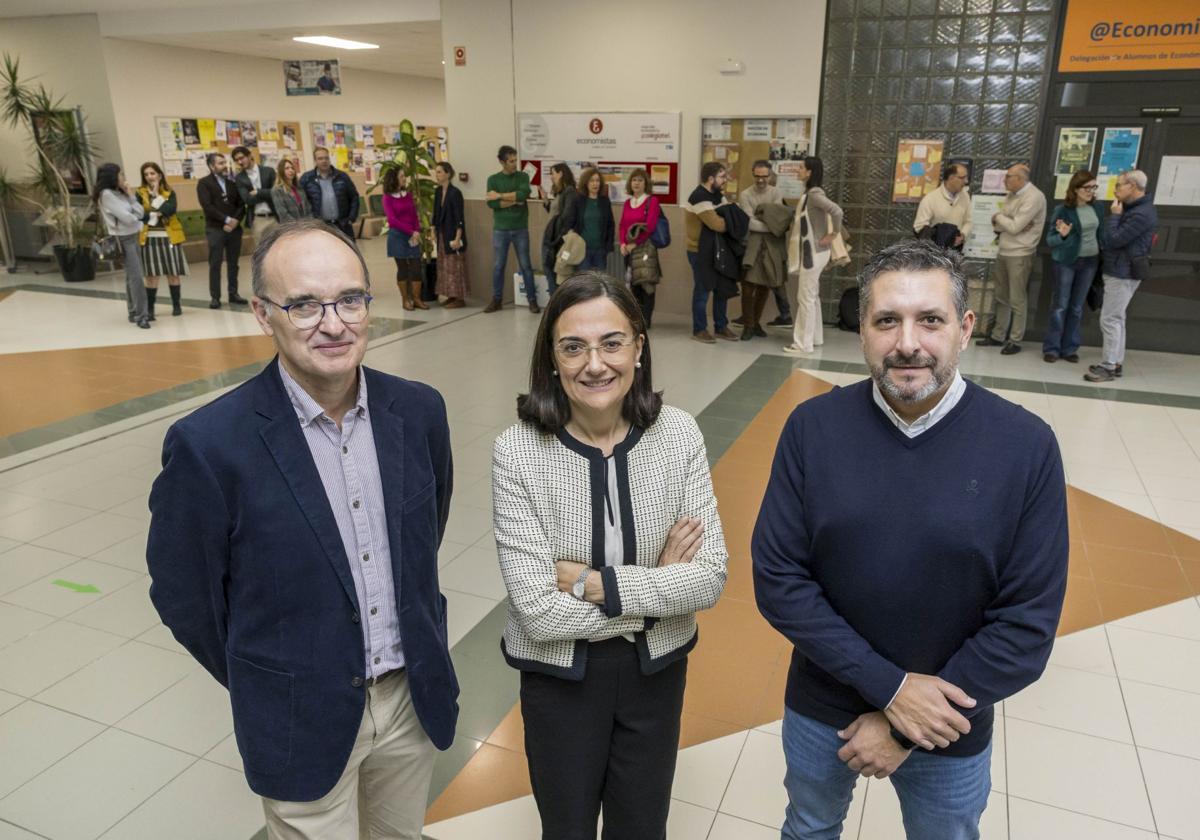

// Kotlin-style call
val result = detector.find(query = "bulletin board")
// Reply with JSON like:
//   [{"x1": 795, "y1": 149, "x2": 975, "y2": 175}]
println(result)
[
  {"x1": 308, "y1": 122, "x2": 449, "y2": 182},
  {"x1": 155, "y1": 116, "x2": 303, "y2": 180},
  {"x1": 891, "y1": 138, "x2": 945, "y2": 203},
  {"x1": 518, "y1": 111, "x2": 681, "y2": 204},
  {"x1": 700, "y1": 116, "x2": 815, "y2": 202}
]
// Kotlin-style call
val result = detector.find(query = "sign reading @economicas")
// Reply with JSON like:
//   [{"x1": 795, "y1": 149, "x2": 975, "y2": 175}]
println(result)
[
  {"x1": 1059, "y1": 0, "x2": 1200, "y2": 73},
  {"x1": 518, "y1": 112, "x2": 681, "y2": 204}
]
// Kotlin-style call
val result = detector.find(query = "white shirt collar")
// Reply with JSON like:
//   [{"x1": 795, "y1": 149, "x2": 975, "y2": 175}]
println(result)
[
  {"x1": 942, "y1": 185, "x2": 964, "y2": 204},
  {"x1": 872, "y1": 371, "x2": 965, "y2": 438},
  {"x1": 1015, "y1": 181, "x2": 1030, "y2": 196}
]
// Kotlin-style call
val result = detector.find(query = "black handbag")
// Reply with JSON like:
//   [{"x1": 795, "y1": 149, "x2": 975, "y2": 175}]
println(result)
[{"x1": 1086, "y1": 274, "x2": 1104, "y2": 312}]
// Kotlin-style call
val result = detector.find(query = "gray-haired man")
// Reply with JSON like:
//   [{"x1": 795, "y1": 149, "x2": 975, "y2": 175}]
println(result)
[
  {"x1": 976, "y1": 164, "x2": 1046, "y2": 355},
  {"x1": 1084, "y1": 169, "x2": 1158, "y2": 382}
]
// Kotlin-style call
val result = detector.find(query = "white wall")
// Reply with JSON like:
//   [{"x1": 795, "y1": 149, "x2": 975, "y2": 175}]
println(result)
[
  {"x1": 441, "y1": 0, "x2": 826, "y2": 199},
  {"x1": 0, "y1": 15, "x2": 124, "y2": 178},
  {"x1": 101, "y1": 37, "x2": 447, "y2": 177}
]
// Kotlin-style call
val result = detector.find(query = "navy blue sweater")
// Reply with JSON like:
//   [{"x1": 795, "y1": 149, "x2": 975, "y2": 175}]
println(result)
[{"x1": 752, "y1": 380, "x2": 1067, "y2": 757}]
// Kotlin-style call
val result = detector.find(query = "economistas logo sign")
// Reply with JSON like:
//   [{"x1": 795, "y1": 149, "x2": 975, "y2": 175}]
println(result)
[{"x1": 1059, "y1": 0, "x2": 1200, "y2": 72}]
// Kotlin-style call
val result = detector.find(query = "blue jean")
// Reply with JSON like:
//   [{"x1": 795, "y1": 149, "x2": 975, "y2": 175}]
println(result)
[
  {"x1": 580, "y1": 249, "x2": 608, "y2": 271},
  {"x1": 688, "y1": 251, "x2": 727, "y2": 334},
  {"x1": 781, "y1": 708, "x2": 991, "y2": 840},
  {"x1": 1042, "y1": 255, "x2": 1098, "y2": 357},
  {"x1": 491, "y1": 228, "x2": 535, "y2": 302}
]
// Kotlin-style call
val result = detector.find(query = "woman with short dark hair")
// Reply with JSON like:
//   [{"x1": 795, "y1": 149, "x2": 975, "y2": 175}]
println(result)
[
  {"x1": 94, "y1": 162, "x2": 151, "y2": 328},
  {"x1": 433, "y1": 160, "x2": 469, "y2": 308},
  {"x1": 492, "y1": 272, "x2": 728, "y2": 839}
]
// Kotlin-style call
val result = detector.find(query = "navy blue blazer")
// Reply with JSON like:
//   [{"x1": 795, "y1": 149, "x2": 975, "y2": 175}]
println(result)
[{"x1": 146, "y1": 361, "x2": 458, "y2": 802}]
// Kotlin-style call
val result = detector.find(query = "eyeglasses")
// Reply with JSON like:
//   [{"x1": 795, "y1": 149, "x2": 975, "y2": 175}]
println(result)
[
  {"x1": 1080, "y1": 184, "x2": 1099, "y2": 192},
  {"x1": 260, "y1": 293, "x2": 373, "y2": 328},
  {"x1": 555, "y1": 337, "x2": 636, "y2": 364}
]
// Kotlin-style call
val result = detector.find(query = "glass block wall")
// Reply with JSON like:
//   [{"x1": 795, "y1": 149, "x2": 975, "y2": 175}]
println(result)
[{"x1": 816, "y1": 0, "x2": 1055, "y2": 325}]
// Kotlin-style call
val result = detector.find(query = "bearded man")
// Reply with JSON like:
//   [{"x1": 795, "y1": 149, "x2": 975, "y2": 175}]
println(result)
[{"x1": 751, "y1": 239, "x2": 1068, "y2": 840}]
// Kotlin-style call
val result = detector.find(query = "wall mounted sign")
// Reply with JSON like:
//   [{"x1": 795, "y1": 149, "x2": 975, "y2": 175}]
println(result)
[
  {"x1": 1059, "y1": 0, "x2": 1200, "y2": 73},
  {"x1": 891, "y1": 139, "x2": 944, "y2": 203},
  {"x1": 284, "y1": 59, "x2": 342, "y2": 96},
  {"x1": 1053, "y1": 127, "x2": 1098, "y2": 199}
]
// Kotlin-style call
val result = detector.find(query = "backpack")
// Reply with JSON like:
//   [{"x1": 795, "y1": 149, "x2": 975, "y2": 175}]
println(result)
[
  {"x1": 837, "y1": 287, "x2": 860, "y2": 331},
  {"x1": 648, "y1": 198, "x2": 671, "y2": 249}
]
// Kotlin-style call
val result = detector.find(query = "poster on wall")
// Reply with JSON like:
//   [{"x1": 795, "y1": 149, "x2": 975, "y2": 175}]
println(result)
[
  {"x1": 1155, "y1": 156, "x2": 1200, "y2": 206},
  {"x1": 181, "y1": 119, "x2": 200, "y2": 147},
  {"x1": 892, "y1": 138, "x2": 944, "y2": 203},
  {"x1": 157, "y1": 118, "x2": 184, "y2": 159},
  {"x1": 1053, "y1": 127, "x2": 1098, "y2": 198},
  {"x1": 964, "y1": 194, "x2": 1005, "y2": 259},
  {"x1": 518, "y1": 112, "x2": 681, "y2": 203},
  {"x1": 284, "y1": 59, "x2": 341, "y2": 96},
  {"x1": 700, "y1": 117, "x2": 814, "y2": 200},
  {"x1": 1096, "y1": 127, "x2": 1144, "y2": 199}
]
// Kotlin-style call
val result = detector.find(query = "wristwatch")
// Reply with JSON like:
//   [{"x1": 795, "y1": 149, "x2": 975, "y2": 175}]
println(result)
[
  {"x1": 572, "y1": 568, "x2": 592, "y2": 600},
  {"x1": 889, "y1": 727, "x2": 917, "y2": 751}
]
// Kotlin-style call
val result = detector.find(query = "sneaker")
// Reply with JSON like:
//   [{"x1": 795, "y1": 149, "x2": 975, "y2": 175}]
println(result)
[
  {"x1": 714, "y1": 327, "x2": 739, "y2": 341},
  {"x1": 1000, "y1": 341, "x2": 1022, "y2": 355},
  {"x1": 781, "y1": 343, "x2": 813, "y2": 355},
  {"x1": 767, "y1": 316, "x2": 794, "y2": 327},
  {"x1": 1063, "y1": 353, "x2": 1079, "y2": 363},
  {"x1": 1043, "y1": 353, "x2": 1058, "y2": 363},
  {"x1": 975, "y1": 336, "x2": 1004, "y2": 347},
  {"x1": 1084, "y1": 366, "x2": 1116, "y2": 382},
  {"x1": 483, "y1": 298, "x2": 503, "y2": 313},
  {"x1": 691, "y1": 330, "x2": 716, "y2": 344},
  {"x1": 528, "y1": 301, "x2": 541, "y2": 314},
  {"x1": 1087, "y1": 363, "x2": 1122, "y2": 378}
]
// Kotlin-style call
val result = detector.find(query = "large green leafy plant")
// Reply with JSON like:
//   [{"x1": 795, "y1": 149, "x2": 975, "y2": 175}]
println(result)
[
  {"x1": 369, "y1": 119, "x2": 438, "y2": 259},
  {"x1": 0, "y1": 53, "x2": 97, "y2": 249}
]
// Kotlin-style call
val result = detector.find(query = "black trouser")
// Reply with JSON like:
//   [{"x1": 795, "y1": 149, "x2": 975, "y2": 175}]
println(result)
[
  {"x1": 520, "y1": 639, "x2": 687, "y2": 840},
  {"x1": 206, "y1": 226, "x2": 243, "y2": 300},
  {"x1": 632, "y1": 284, "x2": 656, "y2": 329}
]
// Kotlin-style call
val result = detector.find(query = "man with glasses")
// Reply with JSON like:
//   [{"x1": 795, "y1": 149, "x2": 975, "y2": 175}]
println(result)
[
  {"x1": 914, "y1": 163, "x2": 972, "y2": 251},
  {"x1": 976, "y1": 164, "x2": 1046, "y2": 355},
  {"x1": 147, "y1": 218, "x2": 458, "y2": 839},
  {"x1": 738, "y1": 160, "x2": 793, "y2": 339},
  {"x1": 1084, "y1": 169, "x2": 1158, "y2": 382}
]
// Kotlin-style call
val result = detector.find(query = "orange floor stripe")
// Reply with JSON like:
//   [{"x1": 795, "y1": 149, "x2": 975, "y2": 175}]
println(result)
[
  {"x1": 426, "y1": 369, "x2": 1200, "y2": 824},
  {"x1": 0, "y1": 336, "x2": 275, "y2": 437}
]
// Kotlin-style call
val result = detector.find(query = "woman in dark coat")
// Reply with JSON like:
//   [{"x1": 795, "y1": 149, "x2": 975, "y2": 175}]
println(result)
[
  {"x1": 571, "y1": 167, "x2": 615, "y2": 271},
  {"x1": 433, "y1": 161, "x2": 469, "y2": 308}
]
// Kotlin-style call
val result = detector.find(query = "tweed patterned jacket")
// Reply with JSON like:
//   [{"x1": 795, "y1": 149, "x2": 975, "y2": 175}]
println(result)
[{"x1": 492, "y1": 405, "x2": 728, "y2": 680}]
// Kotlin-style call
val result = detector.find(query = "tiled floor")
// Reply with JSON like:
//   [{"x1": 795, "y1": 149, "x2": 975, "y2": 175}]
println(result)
[{"x1": 1, "y1": 237, "x2": 1199, "y2": 839}]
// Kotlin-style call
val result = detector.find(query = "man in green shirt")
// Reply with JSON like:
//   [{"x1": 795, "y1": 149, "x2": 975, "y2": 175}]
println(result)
[{"x1": 486, "y1": 145, "x2": 539, "y2": 313}]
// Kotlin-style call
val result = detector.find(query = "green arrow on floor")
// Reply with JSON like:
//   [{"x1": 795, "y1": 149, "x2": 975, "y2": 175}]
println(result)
[{"x1": 52, "y1": 579, "x2": 100, "y2": 594}]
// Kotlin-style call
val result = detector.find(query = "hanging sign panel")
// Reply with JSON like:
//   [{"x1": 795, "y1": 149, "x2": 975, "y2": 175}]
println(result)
[
  {"x1": 518, "y1": 112, "x2": 681, "y2": 203},
  {"x1": 1058, "y1": 0, "x2": 1200, "y2": 73}
]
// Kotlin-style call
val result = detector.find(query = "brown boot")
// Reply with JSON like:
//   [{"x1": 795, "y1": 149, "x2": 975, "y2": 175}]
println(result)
[
  {"x1": 410, "y1": 281, "x2": 429, "y2": 310},
  {"x1": 398, "y1": 280, "x2": 414, "y2": 311}
]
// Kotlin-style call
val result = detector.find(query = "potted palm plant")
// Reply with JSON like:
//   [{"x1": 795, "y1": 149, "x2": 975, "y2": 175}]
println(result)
[
  {"x1": 0, "y1": 53, "x2": 98, "y2": 282},
  {"x1": 369, "y1": 119, "x2": 439, "y2": 257}
]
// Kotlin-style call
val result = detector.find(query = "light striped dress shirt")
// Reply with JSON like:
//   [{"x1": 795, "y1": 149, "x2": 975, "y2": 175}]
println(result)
[{"x1": 279, "y1": 361, "x2": 404, "y2": 678}]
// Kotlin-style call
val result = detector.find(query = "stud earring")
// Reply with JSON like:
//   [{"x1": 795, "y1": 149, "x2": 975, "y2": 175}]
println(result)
[
  {"x1": 553, "y1": 370, "x2": 559, "y2": 377},
  {"x1": 635, "y1": 361, "x2": 642, "y2": 368}
]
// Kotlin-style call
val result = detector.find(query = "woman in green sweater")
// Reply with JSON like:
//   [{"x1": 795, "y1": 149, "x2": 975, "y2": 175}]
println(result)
[
  {"x1": 1042, "y1": 169, "x2": 1105, "y2": 363},
  {"x1": 570, "y1": 167, "x2": 615, "y2": 272}
]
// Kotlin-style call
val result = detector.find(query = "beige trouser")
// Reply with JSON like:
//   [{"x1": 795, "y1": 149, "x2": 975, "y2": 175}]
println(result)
[
  {"x1": 262, "y1": 670, "x2": 436, "y2": 840},
  {"x1": 989, "y1": 253, "x2": 1034, "y2": 342},
  {"x1": 792, "y1": 249, "x2": 831, "y2": 352}
]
